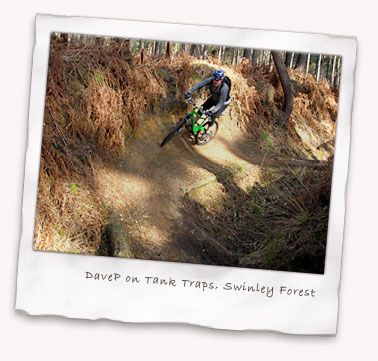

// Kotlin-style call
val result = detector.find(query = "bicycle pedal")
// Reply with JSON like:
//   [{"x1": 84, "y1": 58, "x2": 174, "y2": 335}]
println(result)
[{"x1": 200, "y1": 132, "x2": 210, "y2": 141}]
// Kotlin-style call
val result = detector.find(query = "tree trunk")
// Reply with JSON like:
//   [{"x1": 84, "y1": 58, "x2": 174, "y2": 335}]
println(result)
[
  {"x1": 236, "y1": 48, "x2": 242, "y2": 64},
  {"x1": 267, "y1": 51, "x2": 272, "y2": 66},
  {"x1": 252, "y1": 49, "x2": 259, "y2": 65},
  {"x1": 231, "y1": 48, "x2": 237, "y2": 66},
  {"x1": 295, "y1": 53, "x2": 307, "y2": 73},
  {"x1": 331, "y1": 55, "x2": 337, "y2": 86},
  {"x1": 305, "y1": 54, "x2": 311, "y2": 75},
  {"x1": 152, "y1": 41, "x2": 156, "y2": 56},
  {"x1": 243, "y1": 48, "x2": 251, "y2": 62},
  {"x1": 197, "y1": 45, "x2": 202, "y2": 59},
  {"x1": 269, "y1": 52, "x2": 274, "y2": 71},
  {"x1": 262, "y1": 50, "x2": 266, "y2": 65},
  {"x1": 225, "y1": 47, "x2": 232, "y2": 64},
  {"x1": 316, "y1": 54, "x2": 322, "y2": 82},
  {"x1": 221, "y1": 46, "x2": 226, "y2": 62},
  {"x1": 325, "y1": 56, "x2": 331, "y2": 82},
  {"x1": 271, "y1": 51, "x2": 294, "y2": 127},
  {"x1": 174, "y1": 43, "x2": 180, "y2": 58},
  {"x1": 289, "y1": 53, "x2": 294, "y2": 69},
  {"x1": 203, "y1": 44, "x2": 208, "y2": 60},
  {"x1": 335, "y1": 56, "x2": 341, "y2": 86},
  {"x1": 326, "y1": 56, "x2": 333, "y2": 85},
  {"x1": 154, "y1": 41, "x2": 161, "y2": 57},
  {"x1": 199, "y1": 45, "x2": 204, "y2": 60},
  {"x1": 218, "y1": 46, "x2": 225, "y2": 63},
  {"x1": 193, "y1": 45, "x2": 200, "y2": 58},
  {"x1": 190, "y1": 44, "x2": 196, "y2": 57},
  {"x1": 146, "y1": 41, "x2": 153, "y2": 56},
  {"x1": 285, "y1": 52, "x2": 293, "y2": 67},
  {"x1": 180, "y1": 43, "x2": 186, "y2": 54},
  {"x1": 165, "y1": 42, "x2": 171, "y2": 58}
]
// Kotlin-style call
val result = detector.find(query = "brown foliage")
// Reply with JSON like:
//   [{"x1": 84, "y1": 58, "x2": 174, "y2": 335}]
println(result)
[
  {"x1": 34, "y1": 35, "x2": 176, "y2": 253},
  {"x1": 183, "y1": 161, "x2": 333, "y2": 273},
  {"x1": 35, "y1": 36, "x2": 338, "y2": 262},
  {"x1": 234, "y1": 60, "x2": 338, "y2": 158}
]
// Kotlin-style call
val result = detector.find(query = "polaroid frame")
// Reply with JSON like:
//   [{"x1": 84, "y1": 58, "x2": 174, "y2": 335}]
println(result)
[{"x1": 16, "y1": 14, "x2": 356, "y2": 335}]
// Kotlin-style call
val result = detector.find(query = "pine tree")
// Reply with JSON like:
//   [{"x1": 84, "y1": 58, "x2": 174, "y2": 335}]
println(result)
[{"x1": 271, "y1": 51, "x2": 294, "y2": 126}]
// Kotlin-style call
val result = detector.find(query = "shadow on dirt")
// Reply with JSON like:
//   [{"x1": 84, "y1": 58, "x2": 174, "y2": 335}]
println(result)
[{"x1": 107, "y1": 109, "x2": 329, "y2": 274}]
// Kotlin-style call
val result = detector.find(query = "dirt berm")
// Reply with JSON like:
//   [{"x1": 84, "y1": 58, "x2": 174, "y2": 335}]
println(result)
[{"x1": 100, "y1": 75, "x2": 328, "y2": 270}]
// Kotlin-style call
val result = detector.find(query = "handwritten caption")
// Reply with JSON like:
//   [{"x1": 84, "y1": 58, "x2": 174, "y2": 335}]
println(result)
[{"x1": 85, "y1": 272, "x2": 316, "y2": 298}]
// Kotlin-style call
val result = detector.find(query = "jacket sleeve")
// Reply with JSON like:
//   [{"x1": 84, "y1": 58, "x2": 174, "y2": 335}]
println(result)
[
  {"x1": 211, "y1": 83, "x2": 229, "y2": 113},
  {"x1": 188, "y1": 77, "x2": 212, "y2": 93}
]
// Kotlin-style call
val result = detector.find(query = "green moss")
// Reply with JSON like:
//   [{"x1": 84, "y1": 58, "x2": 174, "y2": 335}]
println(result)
[
  {"x1": 58, "y1": 229, "x2": 67, "y2": 238},
  {"x1": 191, "y1": 74, "x2": 202, "y2": 82},
  {"x1": 94, "y1": 70, "x2": 106, "y2": 86},
  {"x1": 70, "y1": 183, "x2": 78, "y2": 194}
]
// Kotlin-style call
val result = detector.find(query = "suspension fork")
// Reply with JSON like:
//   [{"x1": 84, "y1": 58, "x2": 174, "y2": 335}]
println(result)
[{"x1": 192, "y1": 113, "x2": 208, "y2": 133}]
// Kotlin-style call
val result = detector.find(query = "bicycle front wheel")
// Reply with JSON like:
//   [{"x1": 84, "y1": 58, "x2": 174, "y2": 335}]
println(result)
[{"x1": 160, "y1": 119, "x2": 185, "y2": 147}]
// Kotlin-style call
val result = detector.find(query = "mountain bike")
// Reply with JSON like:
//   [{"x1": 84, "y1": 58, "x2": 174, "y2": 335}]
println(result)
[{"x1": 160, "y1": 98, "x2": 218, "y2": 147}]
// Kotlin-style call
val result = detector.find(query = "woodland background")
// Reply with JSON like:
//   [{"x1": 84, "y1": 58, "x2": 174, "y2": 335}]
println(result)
[{"x1": 33, "y1": 32, "x2": 339, "y2": 274}]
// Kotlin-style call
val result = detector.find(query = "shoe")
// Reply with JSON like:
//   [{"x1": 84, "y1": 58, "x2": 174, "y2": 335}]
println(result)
[{"x1": 200, "y1": 131, "x2": 211, "y2": 141}]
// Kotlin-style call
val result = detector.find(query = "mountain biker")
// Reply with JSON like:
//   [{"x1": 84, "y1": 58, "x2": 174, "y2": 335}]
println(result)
[{"x1": 184, "y1": 69, "x2": 231, "y2": 134}]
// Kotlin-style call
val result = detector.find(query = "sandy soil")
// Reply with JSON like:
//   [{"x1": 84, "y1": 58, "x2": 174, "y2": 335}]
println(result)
[{"x1": 95, "y1": 111, "x2": 318, "y2": 266}]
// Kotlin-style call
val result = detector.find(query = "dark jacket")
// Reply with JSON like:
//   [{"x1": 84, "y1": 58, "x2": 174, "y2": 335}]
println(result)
[{"x1": 189, "y1": 77, "x2": 230, "y2": 114}]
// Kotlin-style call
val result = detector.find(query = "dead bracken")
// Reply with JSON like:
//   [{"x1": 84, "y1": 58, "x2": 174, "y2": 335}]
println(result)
[{"x1": 34, "y1": 34, "x2": 338, "y2": 274}]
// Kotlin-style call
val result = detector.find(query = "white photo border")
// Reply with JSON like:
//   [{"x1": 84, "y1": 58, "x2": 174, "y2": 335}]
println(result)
[{"x1": 16, "y1": 14, "x2": 357, "y2": 335}]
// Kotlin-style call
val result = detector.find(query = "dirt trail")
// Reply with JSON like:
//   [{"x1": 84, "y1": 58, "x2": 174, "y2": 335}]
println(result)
[{"x1": 98, "y1": 112, "x2": 321, "y2": 266}]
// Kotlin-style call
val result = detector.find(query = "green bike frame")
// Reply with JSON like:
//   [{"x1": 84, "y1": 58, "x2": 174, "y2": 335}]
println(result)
[
  {"x1": 186, "y1": 108, "x2": 208, "y2": 134},
  {"x1": 160, "y1": 98, "x2": 217, "y2": 147}
]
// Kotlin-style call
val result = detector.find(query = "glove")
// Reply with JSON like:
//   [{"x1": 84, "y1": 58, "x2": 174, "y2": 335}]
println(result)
[
  {"x1": 184, "y1": 91, "x2": 191, "y2": 99},
  {"x1": 205, "y1": 110, "x2": 213, "y2": 117}
]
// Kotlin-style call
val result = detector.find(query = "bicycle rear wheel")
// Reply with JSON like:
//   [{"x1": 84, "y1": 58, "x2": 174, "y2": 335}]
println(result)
[
  {"x1": 195, "y1": 120, "x2": 218, "y2": 146},
  {"x1": 160, "y1": 119, "x2": 185, "y2": 147}
]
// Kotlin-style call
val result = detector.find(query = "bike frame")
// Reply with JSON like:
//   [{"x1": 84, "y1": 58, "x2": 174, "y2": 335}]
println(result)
[
  {"x1": 160, "y1": 98, "x2": 216, "y2": 147},
  {"x1": 185, "y1": 98, "x2": 208, "y2": 135}
]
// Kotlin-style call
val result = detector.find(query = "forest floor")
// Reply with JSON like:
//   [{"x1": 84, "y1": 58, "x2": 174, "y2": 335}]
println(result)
[
  {"x1": 95, "y1": 108, "x2": 323, "y2": 267},
  {"x1": 35, "y1": 42, "x2": 334, "y2": 272}
]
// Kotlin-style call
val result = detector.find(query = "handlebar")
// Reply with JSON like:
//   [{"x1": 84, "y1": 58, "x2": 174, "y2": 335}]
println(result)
[
  {"x1": 186, "y1": 98, "x2": 212, "y2": 117},
  {"x1": 187, "y1": 97, "x2": 198, "y2": 109}
]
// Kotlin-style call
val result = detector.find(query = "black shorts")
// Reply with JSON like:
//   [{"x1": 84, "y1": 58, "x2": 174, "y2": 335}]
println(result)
[{"x1": 202, "y1": 97, "x2": 230, "y2": 118}]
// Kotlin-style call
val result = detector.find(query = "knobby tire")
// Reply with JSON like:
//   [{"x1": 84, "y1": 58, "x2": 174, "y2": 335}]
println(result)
[
  {"x1": 160, "y1": 121, "x2": 184, "y2": 147},
  {"x1": 196, "y1": 120, "x2": 218, "y2": 146}
]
